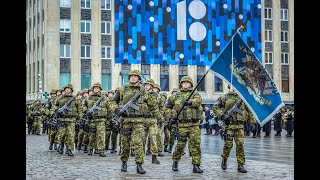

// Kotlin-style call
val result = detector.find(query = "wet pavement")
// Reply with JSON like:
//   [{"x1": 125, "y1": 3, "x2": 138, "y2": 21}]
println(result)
[{"x1": 26, "y1": 127, "x2": 294, "y2": 179}]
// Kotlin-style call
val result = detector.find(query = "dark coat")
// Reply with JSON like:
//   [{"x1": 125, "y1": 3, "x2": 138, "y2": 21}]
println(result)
[
  {"x1": 273, "y1": 111, "x2": 282, "y2": 132},
  {"x1": 263, "y1": 120, "x2": 272, "y2": 133}
]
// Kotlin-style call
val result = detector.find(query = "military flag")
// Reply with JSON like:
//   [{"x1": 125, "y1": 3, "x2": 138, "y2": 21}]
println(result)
[{"x1": 209, "y1": 32, "x2": 285, "y2": 126}]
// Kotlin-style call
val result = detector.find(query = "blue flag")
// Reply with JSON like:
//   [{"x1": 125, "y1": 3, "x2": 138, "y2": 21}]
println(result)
[{"x1": 209, "y1": 33, "x2": 285, "y2": 126}]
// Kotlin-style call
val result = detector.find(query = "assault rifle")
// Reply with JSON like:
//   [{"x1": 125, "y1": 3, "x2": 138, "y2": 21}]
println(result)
[
  {"x1": 50, "y1": 96, "x2": 76, "y2": 126},
  {"x1": 111, "y1": 86, "x2": 145, "y2": 129},
  {"x1": 85, "y1": 95, "x2": 106, "y2": 118}
]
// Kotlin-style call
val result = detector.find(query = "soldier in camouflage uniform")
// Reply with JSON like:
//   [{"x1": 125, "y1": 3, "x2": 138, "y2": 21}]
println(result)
[
  {"x1": 79, "y1": 89, "x2": 90, "y2": 152},
  {"x1": 165, "y1": 76, "x2": 204, "y2": 173},
  {"x1": 113, "y1": 69, "x2": 163, "y2": 174},
  {"x1": 74, "y1": 91, "x2": 83, "y2": 149},
  {"x1": 161, "y1": 91, "x2": 170, "y2": 153},
  {"x1": 76, "y1": 89, "x2": 88, "y2": 150},
  {"x1": 167, "y1": 88, "x2": 180, "y2": 154},
  {"x1": 51, "y1": 84, "x2": 83, "y2": 156},
  {"x1": 105, "y1": 89, "x2": 119, "y2": 153},
  {"x1": 82, "y1": 82, "x2": 112, "y2": 157},
  {"x1": 143, "y1": 79, "x2": 161, "y2": 164},
  {"x1": 44, "y1": 89, "x2": 58, "y2": 150},
  {"x1": 29, "y1": 99, "x2": 45, "y2": 135},
  {"x1": 212, "y1": 87, "x2": 255, "y2": 173},
  {"x1": 153, "y1": 84, "x2": 165, "y2": 157}
]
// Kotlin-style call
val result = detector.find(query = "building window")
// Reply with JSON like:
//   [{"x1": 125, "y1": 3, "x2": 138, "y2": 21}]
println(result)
[
  {"x1": 197, "y1": 66, "x2": 206, "y2": 91},
  {"x1": 281, "y1": 53, "x2": 289, "y2": 65},
  {"x1": 178, "y1": 65, "x2": 188, "y2": 82},
  {"x1": 160, "y1": 65, "x2": 169, "y2": 91},
  {"x1": 282, "y1": 78, "x2": 289, "y2": 92},
  {"x1": 101, "y1": 46, "x2": 111, "y2": 59},
  {"x1": 81, "y1": 0, "x2": 91, "y2": 9},
  {"x1": 141, "y1": 64, "x2": 150, "y2": 81},
  {"x1": 264, "y1": 8, "x2": 272, "y2": 19},
  {"x1": 81, "y1": 73, "x2": 91, "y2": 89},
  {"x1": 81, "y1": 20, "x2": 91, "y2": 33},
  {"x1": 102, "y1": 74, "x2": 111, "y2": 90},
  {"x1": 60, "y1": 44, "x2": 71, "y2": 58},
  {"x1": 101, "y1": 21, "x2": 111, "y2": 35},
  {"x1": 101, "y1": 0, "x2": 111, "y2": 10},
  {"x1": 265, "y1": 30, "x2": 272, "y2": 42},
  {"x1": 60, "y1": 19, "x2": 71, "y2": 32},
  {"x1": 281, "y1": 9, "x2": 288, "y2": 21},
  {"x1": 281, "y1": 31, "x2": 289, "y2": 42},
  {"x1": 60, "y1": 73, "x2": 71, "y2": 88},
  {"x1": 265, "y1": 52, "x2": 273, "y2": 64},
  {"x1": 214, "y1": 76, "x2": 223, "y2": 92},
  {"x1": 60, "y1": 0, "x2": 71, "y2": 7},
  {"x1": 81, "y1": 45, "x2": 91, "y2": 59}
]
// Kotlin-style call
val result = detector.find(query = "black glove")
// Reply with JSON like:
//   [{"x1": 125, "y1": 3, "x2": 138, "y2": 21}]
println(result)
[
  {"x1": 183, "y1": 100, "x2": 192, "y2": 106},
  {"x1": 157, "y1": 119, "x2": 163, "y2": 128}
]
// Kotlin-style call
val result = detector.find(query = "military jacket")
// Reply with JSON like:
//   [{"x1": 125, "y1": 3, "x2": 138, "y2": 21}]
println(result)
[
  {"x1": 51, "y1": 93, "x2": 82, "y2": 122},
  {"x1": 82, "y1": 93, "x2": 112, "y2": 122}
]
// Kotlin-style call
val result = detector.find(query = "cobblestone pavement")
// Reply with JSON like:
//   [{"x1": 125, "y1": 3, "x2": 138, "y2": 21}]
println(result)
[{"x1": 26, "y1": 129, "x2": 294, "y2": 180}]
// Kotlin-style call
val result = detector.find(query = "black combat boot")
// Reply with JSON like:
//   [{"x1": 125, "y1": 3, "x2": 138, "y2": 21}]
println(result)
[
  {"x1": 94, "y1": 149, "x2": 99, "y2": 154},
  {"x1": 145, "y1": 147, "x2": 151, "y2": 155},
  {"x1": 99, "y1": 151, "x2": 106, "y2": 157},
  {"x1": 121, "y1": 161, "x2": 127, "y2": 172},
  {"x1": 136, "y1": 163, "x2": 146, "y2": 174},
  {"x1": 49, "y1": 142, "x2": 53, "y2": 150},
  {"x1": 168, "y1": 145, "x2": 172, "y2": 153},
  {"x1": 105, "y1": 145, "x2": 109, "y2": 152},
  {"x1": 193, "y1": 164, "x2": 203, "y2": 173},
  {"x1": 264, "y1": 132, "x2": 270, "y2": 137},
  {"x1": 131, "y1": 149, "x2": 135, "y2": 157},
  {"x1": 221, "y1": 159, "x2": 227, "y2": 170},
  {"x1": 164, "y1": 146, "x2": 168, "y2": 152},
  {"x1": 53, "y1": 143, "x2": 57, "y2": 150},
  {"x1": 59, "y1": 145, "x2": 64, "y2": 154},
  {"x1": 251, "y1": 132, "x2": 256, "y2": 138},
  {"x1": 158, "y1": 152, "x2": 164, "y2": 156},
  {"x1": 172, "y1": 161, "x2": 178, "y2": 171},
  {"x1": 88, "y1": 149, "x2": 93, "y2": 155},
  {"x1": 77, "y1": 144, "x2": 82, "y2": 151},
  {"x1": 67, "y1": 149, "x2": 74, "y2": 156},
  {"x1": 182, "y1": 150, "x2": 186, "y2": 155},
  {"x1": 112, "y1": 146, "x2": 117, "y2": 153},
  {"x1": 238, "y1": 164, "x2": 247, "y2": 173},
  {"x1": 152, "y1": 155, "x2": 160, "y2": 164},
  {"x1": 83, "y1": 146, "x2": 88, "y2": 153},
  {"x1": 56, "y1": 145, "x2": 61, "y2": 152}
]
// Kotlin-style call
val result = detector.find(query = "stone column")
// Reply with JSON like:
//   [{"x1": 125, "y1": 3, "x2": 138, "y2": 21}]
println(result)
[
  {"x1": 272, "y1": 0, "x2": 281, "y2": 92},
  {"x1": 44, "y1": 0, "x2": 60, "y2": 95},
  {"x1": 70, "y1": 0, "x2": 81, "y2": 92},
  {"x1": 288, "y1": 0, "x2": 294, "y2": 101},
  {"x1": 91, "y1": 0, "x2": 101, "y2": 85},
  {"x1": 169, "y1": 65, "x2": 179, "y2": 91},
  {"x1": 188, "y1": 65, "x2": 197, "y2": 88},
  {"x1": 150, "y1": 64, "x2": 160, "y2": 84},
  {"x1": 205, "y1": 66, "x2": 214, "y2": 99}
]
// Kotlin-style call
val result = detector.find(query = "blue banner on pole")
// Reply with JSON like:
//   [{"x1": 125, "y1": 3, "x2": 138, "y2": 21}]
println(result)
[{"x1": 209, "y1": 33, "x2": 284, "y2": 126}]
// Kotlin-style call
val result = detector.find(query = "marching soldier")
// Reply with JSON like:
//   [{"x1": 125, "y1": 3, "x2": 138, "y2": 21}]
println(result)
[
  {"x1": 165, "y1": 76, "x2": 204, "y2": 173},
  {"x1": 273, "y1": 109, "x2": 282, "y2": 136},
  {"x1": 74, "y1": 91, "x2": 83, "y2": 149},
  {"x1": 80, "y1": 89, "x2": 90, "y2": 152},
  {"x1": 44, "y1": 89, "x2": 58, "y2": 150},
  {"x1": 113, "y1": 69, "x2": 163, "y2": 174},
  {"x1": 212, "y1": 86, "x2": 255, "y2": 173},
  {"x1": 167, "y1": 88, "x2": 179, "y2": 153},
  {"x1": 161, "y1": 91, "x2": 171, "y2": 153},
  {"x1": 143, "y1": 79, "x2": 161, "y2": 164},
  {"x1": 29, "y1": 99, "x2": 45, "y2": 135},
  {"x1": 82, "y1": 82, "x2": 111, "y2": 157},
  {"x1": 153, "y1": 84, "x2": 165, "y2": 157},
  {"x1": 51, "y1": 84, "x2": 82, "y2": 156},
  {"x1": 105, "y1": 89, "x2": 119, "y2": 153}
]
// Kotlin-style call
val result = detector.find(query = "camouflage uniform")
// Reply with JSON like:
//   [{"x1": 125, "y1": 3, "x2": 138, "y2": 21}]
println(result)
[
  {"x1": 143, "y1": 79, "x2": 159, "y2": 162},
  {"x1": 76, "y1": 89, "x2": 87, "y2": 150},
  {"x1": 74, "y1": 91, "x2": 83, "y2": 147},
  {"x1": 105, "y1": 89, "x2": 119, "y2": 153},
  {"x1": 79, "y1": 89, "x2": 90, "y2": 152},
  {"x1": 82, "y1": 82, "x2": 112, "y2": 157},
  {"x1": 51, "y1": 84, "x2": 82, "y2": 156},
  {"x1": 160, "y1": 91, "x2": 170, "y2": 152},
  {"x1": 29, "y1": 99, "x2": 45, "y2": 135},
  {"x1": 153, "y1": 84, "x2": 165, "y2": 156},
  {"x1": 213, "y1": 90, "x2": 255, "y2": 173},
  {"x1": 167, "y1": 88, "x2": 179, "y2": 153},
  {"x1": 44, "y1": 89, "x2": 58, "y2": 150},
  {"x1": 113, "y1": 70, "x2": 163, "y2": 174},
  {"x1": 165, "y1": 76, "x2": 204, "y2": 173}
]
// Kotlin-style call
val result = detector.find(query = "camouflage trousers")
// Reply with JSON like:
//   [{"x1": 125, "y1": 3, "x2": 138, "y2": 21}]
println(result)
[
  {"x1": 156, "y1": 125, "x2": 164, "y2": 152},
  {"x1": 120, "y1": 121, "x2": 145, "y2": 164},
  {"x1": 221, "y1": 127, "x2": 245, "y2": 165},
  {"x1": 48, "y1": 128, "x2": 58, "y2": 143},
  {"x1": 169, "y1": 126, "x2": 177, "y2": 147},
  {"x1": 172, "y1": 124, "x2": 201, "y2": 165},
  {"x1": 145, "y1": 120, "x2": 159, "y2": 156},
  {"x1": 105, "y1": 127, "x2": 118, "y2": 149},
  {"x1": 57, "y1": 121, "x2": 75, "y2": 151},
  {"x1": 163, "y1": 125, "x2": 170, "y2": 147},
  {"x1": 74, "y1": 129, "x2": 79, "y2": 144},
  {"x1": 88, "y1": 120, "x2": 106, "y2": 151},
  {"x1": 32, "y1": 116, "x2": 42, "y2": 134},
  {"x1": 77, "y1": 128, "x2": 85, "y2": 146},
  {"x1": 82, "y1": 131, "x2": 90, "y2": 146}
]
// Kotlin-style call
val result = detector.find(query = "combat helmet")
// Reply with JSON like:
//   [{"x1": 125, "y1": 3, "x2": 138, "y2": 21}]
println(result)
[
  {"x1": 180, "y1": 76, "x2": 193, "y2": 87},
  {"x1": 144, "y1": 79, "x2": 155, "y2": 87},
  {"x1": 128, "y1": 69, "x2": 142, "y2": 80},
  {"x1": 63, "y1": 84, "x2": 74, "y2": 92},
  {"x1": 92, "y1": 82, "x2": 102, "y2": 90},
  {"x1": 82, "y1": 88, "x2": 89, "y2": 94},
  {"x1": 171, "y1": 88, "x2": 179, "y2": 93},
  {"x1": 50, "y1": 89, "x2": 56, "y2": 95},
  {"x1": 107, "y1": 89, "x2": 115, "y2": 94},
  {"x1": 160, "y1": 92, "x2": 167, "y2": 99},
  {"x1": 101, "y1": 90, "x2": 108, "y2": 95},
  {"x1": 154, "y1": 84, "x2": 161, "y2": 91}
]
